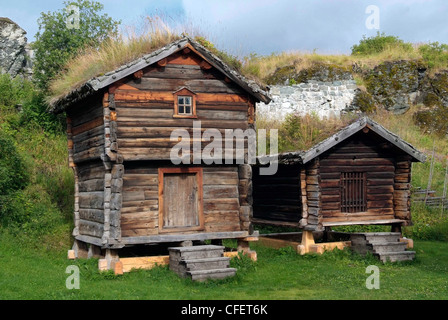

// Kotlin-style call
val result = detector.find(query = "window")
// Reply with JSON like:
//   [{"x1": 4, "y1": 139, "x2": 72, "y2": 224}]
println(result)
[
  {"x1": 177, "y1": 96, "x2": 192, "y2": 115},
  {"x1": 340, "y1": 172, "x2": 367, "y2": 213},
  {"x1": 173, "y1": 87, "x2": 197, "y2": 118}
]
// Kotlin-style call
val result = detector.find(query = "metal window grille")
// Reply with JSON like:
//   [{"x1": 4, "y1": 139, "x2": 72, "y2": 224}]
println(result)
[{"x1": 340, "y1": 172, "x2": 367, "y2": 213}]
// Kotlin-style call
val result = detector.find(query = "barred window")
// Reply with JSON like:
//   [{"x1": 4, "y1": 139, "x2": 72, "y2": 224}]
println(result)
[{"x1": 340, "y1": 172, "x2": 367, "y2": 213}]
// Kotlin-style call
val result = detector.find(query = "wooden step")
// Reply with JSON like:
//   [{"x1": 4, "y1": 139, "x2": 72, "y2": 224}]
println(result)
[
  {"x1": 168, "y1": 245, "x2": 224, "y2": 261},
  {"x1": 371, "y1": 242, "x2": 408, "y2": 254},
  {"x1": 350, "y1": 232, "x2": 415, "y2": 262},
  {"x1": 350, "y1": 232, "x2": 401, "y2": 246},
  {"x1": 170, "y1": 257, "x2": 230, "y2": 275},
  {"x1": 187, "y1": 268, "x2": 237, "y2": 282},
  {"x1": 377, "y1": 251, "x2": 416, "y2": 263}
]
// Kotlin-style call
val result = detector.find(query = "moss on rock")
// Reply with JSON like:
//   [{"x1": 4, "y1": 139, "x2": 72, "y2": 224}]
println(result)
[
  {"x1": 350, "y1": 90, "x2": 377, "y2": 113},
  {"x1": 265, "y1": 65, "x2": 297, "y2": 85},
  {"x1": 264, "y1": 62, "x2": 352, "y2": 85}
]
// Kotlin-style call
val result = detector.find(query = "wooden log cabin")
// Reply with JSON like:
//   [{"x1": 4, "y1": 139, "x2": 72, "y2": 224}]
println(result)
[
  {"x1": 253, "y1": 117, "x2": 426, "y2": 233},
  {"x1": 49, "y1": 37, "x2": 271, "y2": 264}
]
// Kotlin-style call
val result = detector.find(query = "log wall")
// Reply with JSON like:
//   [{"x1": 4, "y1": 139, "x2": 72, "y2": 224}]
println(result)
[
  {"x1": 120, "y1": 163, "x2": 242, "y2": 238},
  {"x1": 394, "y1": 155, "x2": 412, "y2": 225},
  {"x1": 112, "y1": 50, "x2": 253, "y2": 162},
  {"x1": 305, "y1": 159, "x2": 321, "y2": 230},
  {"x1": 253, "y1": 164, "x2": 302, "y2": 225},
  {"x1": 67, "y1": 95, "x2": 105, "y2": 164},
  {"x1": 75, "y1": 160, "x2": 105, "y2": 242},
  {"x1": 67, "y1": 94, "x2": 106, "y2": 244},
  {"x1": 319, "y1": 131, "x2": 402, "y2": 226}
]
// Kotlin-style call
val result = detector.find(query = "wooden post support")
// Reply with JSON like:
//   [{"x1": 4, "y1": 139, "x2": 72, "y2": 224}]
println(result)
[
  {"x1": 88, "y1": 245, "x2": 103, "y2": 259},
  {"x1": 113, "y1": 261, "x2": 124, "y2": 275},
  {"x1": 72, "y1": 240, "x2": 88, "y2": 259},
  {"x1": 98, "y1": 259, "x2": 108, "y2": 271},
  {"x1": 400, "y1": 238, "x2": 414, "y2": 249},
  {"x1": 297, "y1": 230, "x2": 315, "y2": 255},
  {"x1": 67, "y1": 250, "x2": 76, "y2": 260},
  {"x1": 105, "y1": 249, "x2": 119, "y2": 270},
  {"x1": 237, "y1": 239, "x2": 257, "y2": 261}
]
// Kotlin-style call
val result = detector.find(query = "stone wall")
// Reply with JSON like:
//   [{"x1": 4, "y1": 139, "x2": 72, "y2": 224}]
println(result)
[{"x1": 257, "y1": 80, "x2": 358, "y2": 119}]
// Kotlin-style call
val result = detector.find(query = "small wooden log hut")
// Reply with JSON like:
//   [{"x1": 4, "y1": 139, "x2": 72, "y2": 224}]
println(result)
[
  {"x1": 253, "y1": 117, "x2": 426, "y2": 234},
  {"x1": 50, "y1": 37, "x2": 271, "y2": 267}
]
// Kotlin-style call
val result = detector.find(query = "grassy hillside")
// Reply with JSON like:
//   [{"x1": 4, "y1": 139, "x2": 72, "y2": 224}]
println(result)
[{"x1": 0, "y1": 74, "x2": 73, "y2": 250}]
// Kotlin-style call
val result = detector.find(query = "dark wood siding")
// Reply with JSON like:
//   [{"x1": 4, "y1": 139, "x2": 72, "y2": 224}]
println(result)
[
  {"x1": 67, "y1": 95, "x2": 105, "y2": 164},
  {"x1": 76, "y1": 160, "x2": 105, "y2": 240},
  {"x1": 319, "y1": 131, "x2": 399, "y2": 225},
  {"x1": 253, "y1": 164, "x2": 302, "y2": 225},
  {"x1": 394, "y1": 155, "x2": 412, "y2": 225}
]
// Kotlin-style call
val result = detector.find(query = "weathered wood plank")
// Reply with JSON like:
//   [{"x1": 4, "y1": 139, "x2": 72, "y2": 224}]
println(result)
[
  {"x1": 79, "y1": 209, "x2": 104, "y2": 224},
  {"x1": 78, "y1": 179, "x2": 105, "y2": 192},
  {"x1": 203, "y1": 185, "x2": 239, "y2": 199},
  {"x1": 72, "y1": 117, "x2": 104, "y2": 136},
  {"x1": 204, "y1": 198, "x2": 240, "y2": 212},
  {"x1": 79, "y1": 192, "x2": 104, "y2": 209},
  {"x1": 114, "y1": 90, "x2": 247, "y2": 104},
  {"x1": 78, "y1": 219, "x2": 104, "y2": 238},
  {"x1": 130, "y1": 78, "x2": 244, "y2": 94}
]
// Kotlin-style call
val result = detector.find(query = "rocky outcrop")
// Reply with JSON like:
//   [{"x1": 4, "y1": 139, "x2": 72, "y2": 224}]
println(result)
[
  {"x1": 363, "y1": 60, "x2": 427, "y2": 114},
  {"x1": 258, "y1": 59, "x2": 448, "y2": 131},
  {"x1": 0, "y1": 17, "x2": 33, "y2": 78}
]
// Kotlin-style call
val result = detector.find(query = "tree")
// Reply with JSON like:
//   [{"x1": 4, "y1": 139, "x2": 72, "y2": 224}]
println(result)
[{"x1": 33, "y1": 0, "x2": 120, "y2": 90}]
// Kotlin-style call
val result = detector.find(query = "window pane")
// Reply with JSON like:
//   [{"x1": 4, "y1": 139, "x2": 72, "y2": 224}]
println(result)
[
  {"x1": 185, "y1": 106, "x2": 191, "y2": 114},
  {"x1": 185, "y1": 97, "x2": 191, "y2": 105},
  {"x1": 178, "y1": 105, "x2": 184, "y2": 114}
]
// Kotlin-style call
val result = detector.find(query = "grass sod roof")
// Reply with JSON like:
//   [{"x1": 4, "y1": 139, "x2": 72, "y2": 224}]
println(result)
[
  {"x1": 48, "y1": 36, "x2": 271, "y2": 113},
  {"x1": 258, "y1": 116, "x2": 427, "y2": 165}
]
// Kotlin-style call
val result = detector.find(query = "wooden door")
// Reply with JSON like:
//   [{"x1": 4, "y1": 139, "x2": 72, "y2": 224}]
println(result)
[{"x1": 159, "y1": 168, "x2": 204, "y2": 232}]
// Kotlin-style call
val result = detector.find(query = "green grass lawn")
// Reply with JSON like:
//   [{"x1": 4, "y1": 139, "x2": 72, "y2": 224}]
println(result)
[{"x1": 0, "y1": 233, "x2": 447, "y2": 300}]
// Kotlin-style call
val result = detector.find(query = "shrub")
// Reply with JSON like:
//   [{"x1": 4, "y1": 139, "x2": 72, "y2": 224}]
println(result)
[
  {"x1": 418, "y1": 42, "x2": 448, "y2": 69},
  {"x1": 20, "y1": 92, "x2": 65, "y2": 134},
  {"x1": 0, "y1": 185, "x2": 65, "y2": 237},
  {"x1": 351, "y1": 32, "x2": 413, "y2": 56},
  {"x1": 0, "y1": 74, "x2": 34, "y2": 107},
  {"x1": 0, "y1": 131, "x2": 29, "y2": 196}
]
